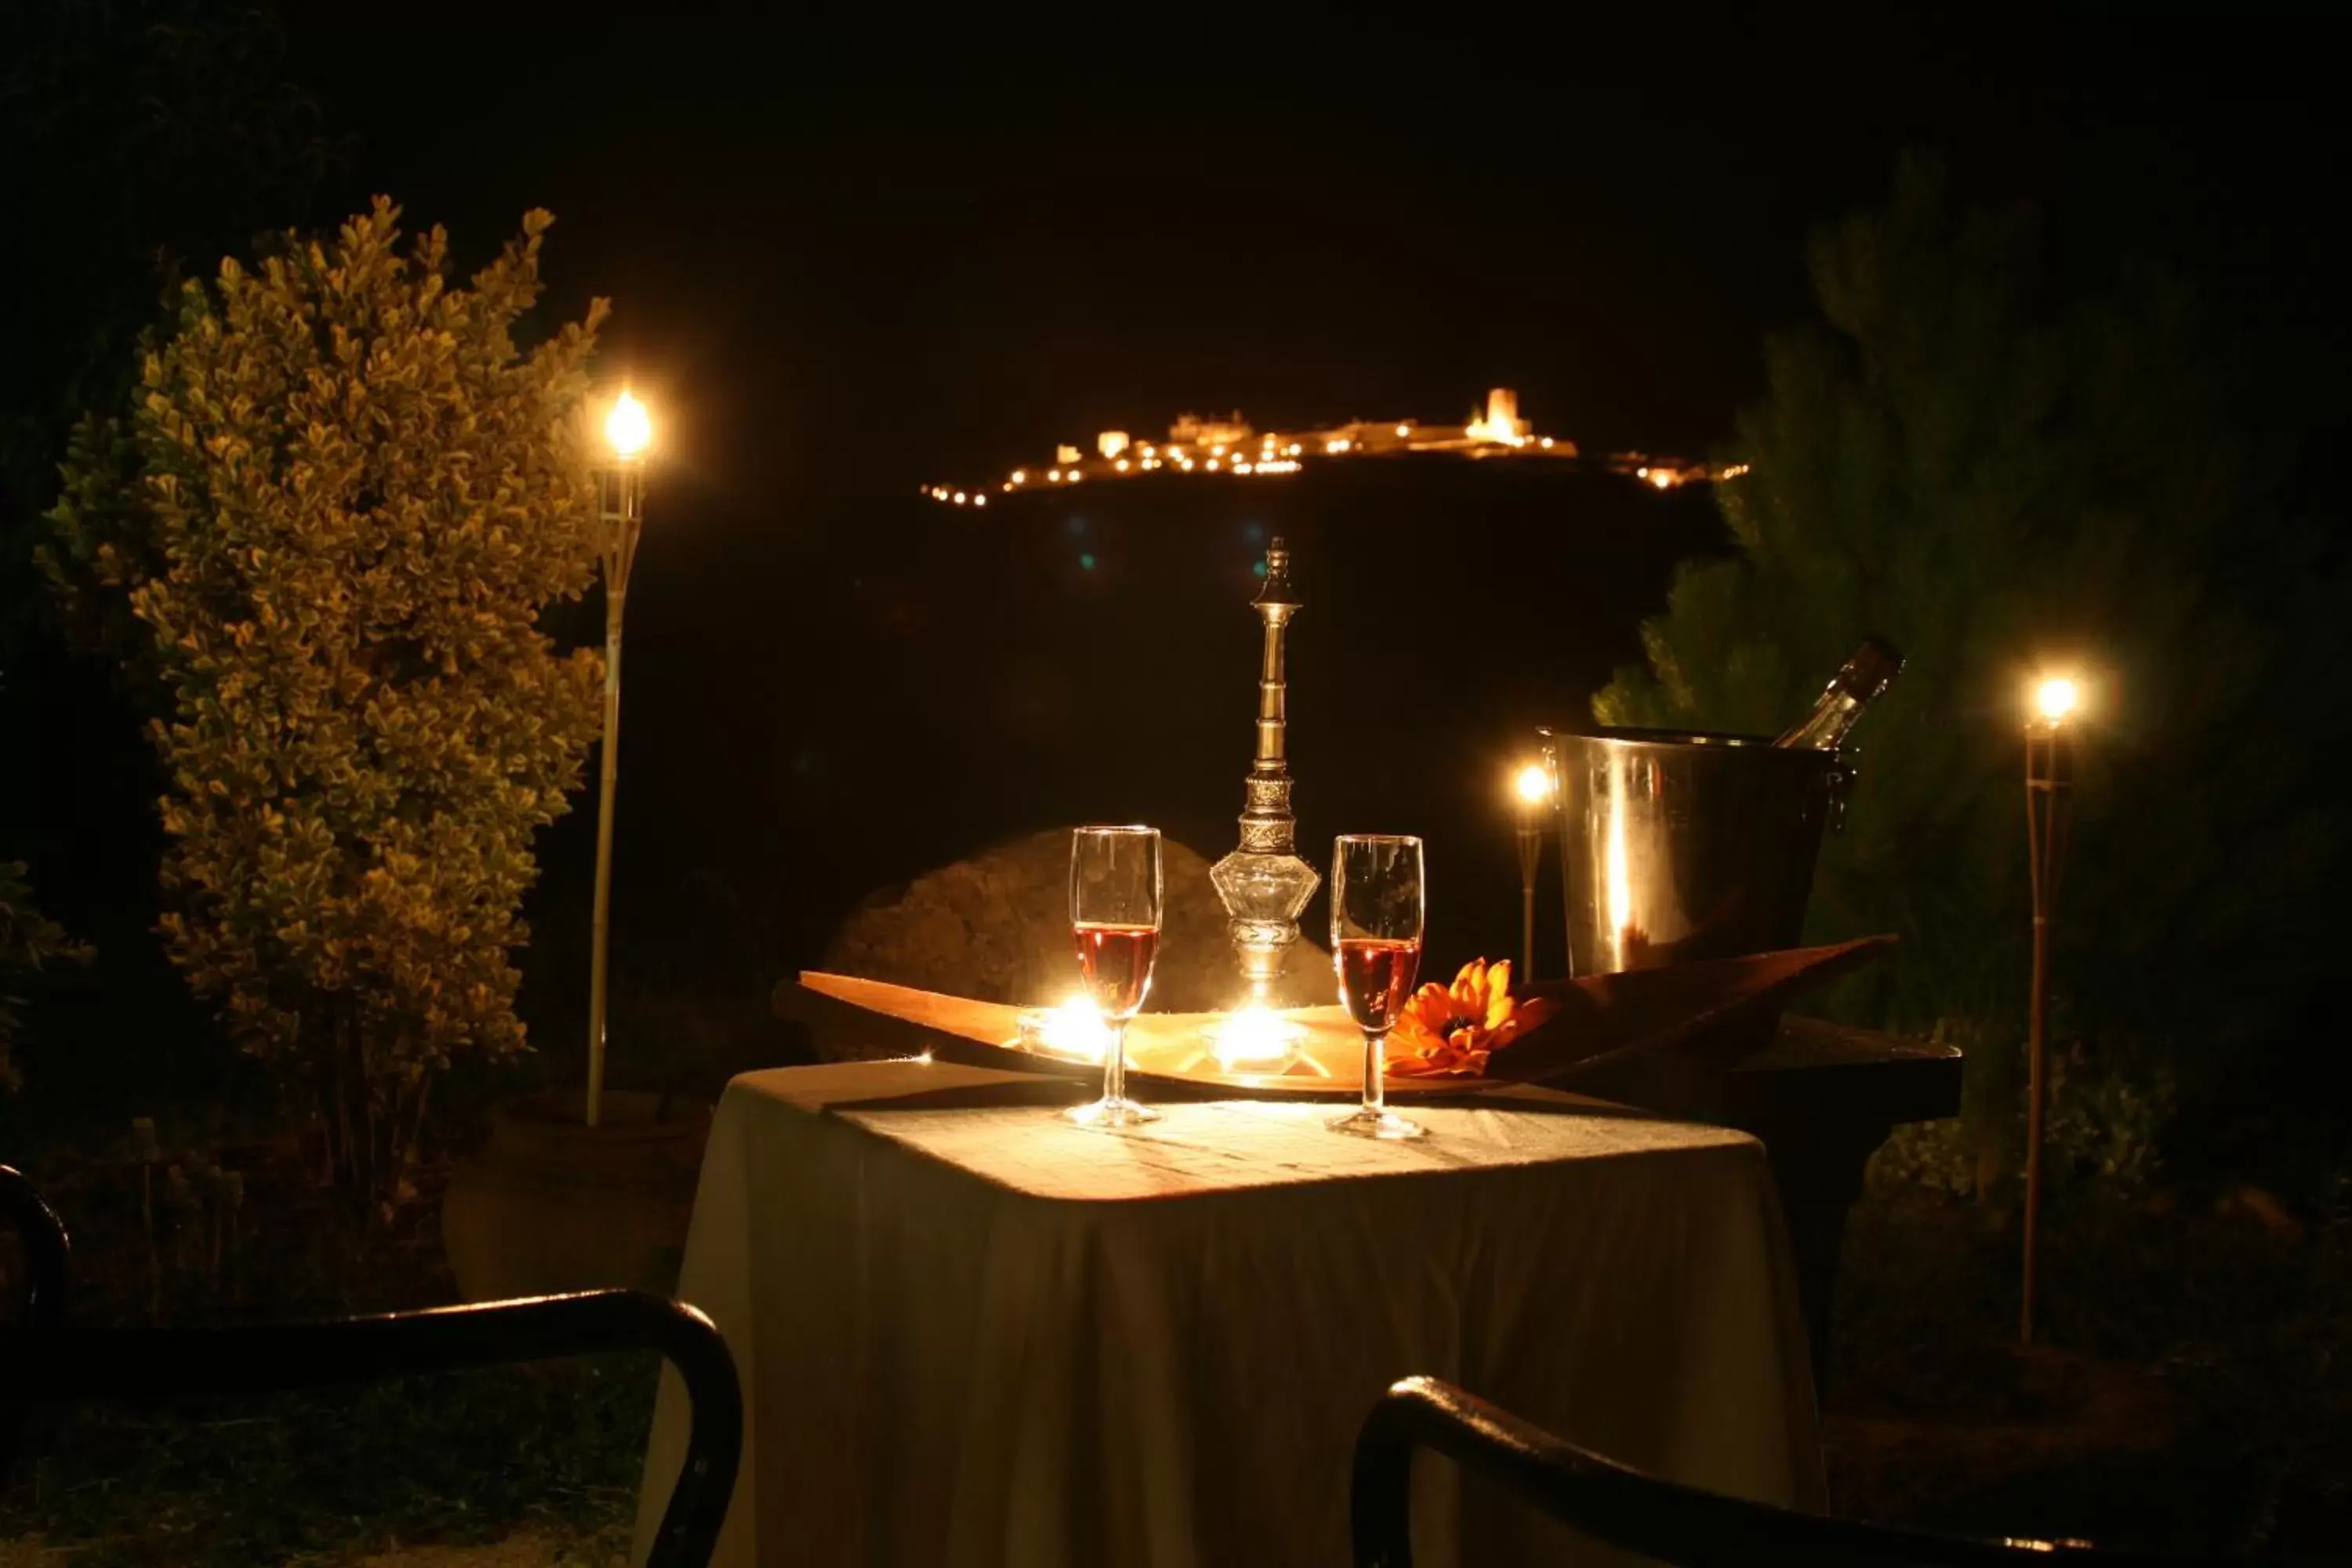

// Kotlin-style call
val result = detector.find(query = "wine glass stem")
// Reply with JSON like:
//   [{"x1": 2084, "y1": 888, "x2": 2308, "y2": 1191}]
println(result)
[
  {"x1": 1103, "y1": 1022, "x2": 1128, "y2": 1105},
  {"x1": 1361, "y1": 1028, "x2": 1388, "y2": 1118}
]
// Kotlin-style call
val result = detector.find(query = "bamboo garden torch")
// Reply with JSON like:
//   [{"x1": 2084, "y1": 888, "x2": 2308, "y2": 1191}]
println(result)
[
  {"x1": 1512, "y1": 761, "x2": 1555, "y2": 979},
  {"x1": 2020, "y1": 673, "x2": 2080, "y2": 1343},
  {"x1": 585, "y1": 388, "x2": 652, "y2": 1129}
]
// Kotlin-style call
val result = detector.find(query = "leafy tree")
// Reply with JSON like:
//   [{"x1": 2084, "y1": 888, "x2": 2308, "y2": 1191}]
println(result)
[
  {"x1": 1597, "y1": 159, "x2": 2347, "y2": 1176},
  {"x1": 45, "y1": 201, "x2": 609, "y2": 1212}
]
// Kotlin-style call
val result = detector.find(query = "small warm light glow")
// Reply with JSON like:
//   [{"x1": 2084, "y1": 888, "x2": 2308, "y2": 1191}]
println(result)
[
  {"x1": 1539, "y1": 437, "x2": 1555, "y2": 449},
  {"x1": 1646, "y1": 470, "x2": 1675, "y2": 490},
  {"x1": 1047, "y1": 470, "x2": 1063, "y2": 482},
  {"x1": 1140, "y1": 444, "x2": 1156, "y2": 458},
  {"x1": 2034, "y1": 677, "x2": 2081, "y2": 724},
  {"x1": 1206, "y1": 458, "x2": 1221, "y2": 471},
  {"x1": 1233, "y1": 461, "x2": 1253, "y2": 474},
  {"x1": 1395, "y1": 423, "x2": 1410, "y2": 437},
  {"x1": 1098, "y1": 430, "x2": 1131, "y2": 459},
  {"x1": 1115, "y1": 459, "x2": 1130, "y2": 472},
  {"x1": 604, "y1": 390, "x2": 652, "y2": 460},
  {"x1": 972, "y1": 495, "x2": 987, "y2": 508},
  {"x1": 1514, "y1": 763, "x2": 1553, "y2": 805},
  {"x1": 1211, "y1": 444, "x2": 1226, "y2": 456},
  {"x1": 1287, "y1": 443, "x2": 1301, "y2": 456},
  {"x1": 1065, "y1": 471, "x2": 1081, "y2": 484},
  {"x1": 953, "y1": 491, "x2": 967, "y2": 505},
  {"x1": 1719, "y1": 462, "x2": 1752, "y2": 479},
  {"x1": 1011, "y1": 469, "x2": 1027, "y2": 484}
]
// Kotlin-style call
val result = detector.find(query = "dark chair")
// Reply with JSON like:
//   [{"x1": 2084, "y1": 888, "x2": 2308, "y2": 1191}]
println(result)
[
  {"x1": 2, "y1": 1163, "x2": 739, "y2": 1568},
  {"x1": 1352, "y1": 1374, "x2": 2258, "y2": 1567}
]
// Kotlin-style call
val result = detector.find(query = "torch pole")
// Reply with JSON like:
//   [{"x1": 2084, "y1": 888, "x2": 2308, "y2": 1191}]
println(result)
[
  {"x1": 2020, "y1": 720, "x2": 2071, "y2": 1344},
  {"x1": 585, "y1": 463, "x2": 643, "y2": 1129},
  {"x1": 1515, "y1": 818, "x2": 1542, "y2": 981}
]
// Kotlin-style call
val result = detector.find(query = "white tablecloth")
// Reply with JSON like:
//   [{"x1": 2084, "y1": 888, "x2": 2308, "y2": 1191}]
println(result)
[{"x1": 633, "y1": 1060, "x2": 1821, "y2": 1567}]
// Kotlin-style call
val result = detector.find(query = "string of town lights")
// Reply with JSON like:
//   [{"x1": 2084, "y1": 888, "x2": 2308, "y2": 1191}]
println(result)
[{"x1": 919, "y1": 388, "x2": 1751, "y2": 507}]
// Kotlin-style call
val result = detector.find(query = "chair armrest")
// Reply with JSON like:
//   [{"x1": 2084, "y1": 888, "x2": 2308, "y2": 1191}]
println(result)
[
  {"x1": 1352, "y1": 1375, "x2": 2246, "y2": 1568},
  {"x1": 0, "y1": 1165, "x2": 71, "y2": 1329}
]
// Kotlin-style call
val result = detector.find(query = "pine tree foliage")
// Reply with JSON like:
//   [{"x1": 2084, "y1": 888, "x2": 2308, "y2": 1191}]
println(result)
[
  {"x1": 1597, "y1": 160, "x2": 2346, "y2": 1087},
  {"x1": 42, "y1": 200, "x2": 608, "y2": 1206}
]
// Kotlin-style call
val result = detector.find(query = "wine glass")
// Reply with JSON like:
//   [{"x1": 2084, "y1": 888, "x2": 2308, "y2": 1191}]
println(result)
[
  {"x1": 1066, "y1": 826, "x2": 1163, "y2": 1128},
  {"x1": 1329, "y1": 833, "x2": 1426, "y2": 1139}
]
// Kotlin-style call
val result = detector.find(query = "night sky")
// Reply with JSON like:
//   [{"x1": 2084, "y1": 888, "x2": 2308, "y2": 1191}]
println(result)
[{"x1": 283, "y1": 11, "x2": 2343, "y2": 505}]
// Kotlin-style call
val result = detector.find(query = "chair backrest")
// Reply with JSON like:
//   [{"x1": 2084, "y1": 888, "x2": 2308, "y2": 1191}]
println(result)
[
  {"x1": 1351, "y1": 1374, "x2": 2258, "y2": 1568},
  {"x1": 0, "y1": 1165, "x2": 71, "y2": 1330},
  {"x1": 1, "y1": 1163, "x2": 740, "y2": 1568}
]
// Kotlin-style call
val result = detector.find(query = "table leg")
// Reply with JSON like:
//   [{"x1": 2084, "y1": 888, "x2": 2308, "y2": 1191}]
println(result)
[{"x1": 1737, "y1": 1112, "x2": 1895, "y2": 1396}]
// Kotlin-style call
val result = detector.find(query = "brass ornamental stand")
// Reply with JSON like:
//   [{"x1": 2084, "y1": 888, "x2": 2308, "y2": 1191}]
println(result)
[{"x1": 1210, "y1": 539, "x2": 1321, "y2": 1001}]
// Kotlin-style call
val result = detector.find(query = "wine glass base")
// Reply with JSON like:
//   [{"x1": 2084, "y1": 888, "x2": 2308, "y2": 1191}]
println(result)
[
  {"x1": 1065, "y1": 1095, "x2": 1161, "y2": 1130},
  {"x1": 1327, "y1": 1108, "x2": 1426, "y2": 1140}
]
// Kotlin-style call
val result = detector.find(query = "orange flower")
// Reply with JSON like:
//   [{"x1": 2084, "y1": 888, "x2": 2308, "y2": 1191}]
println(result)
[{"x1": 1385, "y1": 957, "x2": 1558, "y2": 1077}]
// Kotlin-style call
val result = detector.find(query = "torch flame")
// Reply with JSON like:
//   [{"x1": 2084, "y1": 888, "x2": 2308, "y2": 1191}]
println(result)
[
  {"x1": 2034, "y1": 677, "x2": 2080, "y2": 724},
  {"x1": 604, "y1": 390, "x2": 652, "y2": 461}
]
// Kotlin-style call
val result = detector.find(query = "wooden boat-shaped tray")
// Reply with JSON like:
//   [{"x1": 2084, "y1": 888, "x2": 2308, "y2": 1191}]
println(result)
[{"x1": 793, "y1": 935, "x2": 1891, "y2": 1102}]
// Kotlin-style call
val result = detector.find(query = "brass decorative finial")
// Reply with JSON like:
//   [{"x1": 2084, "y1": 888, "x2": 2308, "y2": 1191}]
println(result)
[{"x1": 1258, "y1": 536, "x2": 1296, "y2": 606}]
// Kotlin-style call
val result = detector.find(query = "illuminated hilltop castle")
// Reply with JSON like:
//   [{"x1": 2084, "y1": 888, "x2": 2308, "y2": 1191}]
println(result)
[{"x1": 920, "y1": 389, "x2": 1728, "y2": 507}]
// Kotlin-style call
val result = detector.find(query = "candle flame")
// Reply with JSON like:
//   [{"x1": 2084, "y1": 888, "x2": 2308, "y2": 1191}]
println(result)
[
  {"x1": 1211, "y1": 1000, "x2": 1303, "y2": 1069},
  {"x1": 1019, "y1": 996, "x2": 1109, "y2": 1062}
]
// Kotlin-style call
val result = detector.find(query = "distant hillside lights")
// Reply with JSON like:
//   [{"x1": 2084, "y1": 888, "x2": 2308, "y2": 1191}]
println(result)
[{"x1": 923, "y1": 388, "x2": 1742, "y2": 503}]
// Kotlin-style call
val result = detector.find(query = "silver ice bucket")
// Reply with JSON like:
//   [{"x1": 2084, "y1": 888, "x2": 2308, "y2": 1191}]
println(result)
[{"x1": 1537, "y1": 727, "x2": 1846, "y2": 979}]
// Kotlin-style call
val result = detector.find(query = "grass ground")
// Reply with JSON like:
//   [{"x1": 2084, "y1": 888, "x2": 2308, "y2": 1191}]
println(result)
[
  {"x1": 1, "y1": 1359, "x2": 652, "y2": 1567},
  {"x1": 1, "y1": 1137, "x2": 655, "y2": 1568},
  {"x1": 1822, "y1": 1165, "x2": 2352, "y2": 1556}
]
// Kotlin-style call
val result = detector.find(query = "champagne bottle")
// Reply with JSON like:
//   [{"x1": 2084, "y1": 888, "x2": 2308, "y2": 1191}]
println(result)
[{"x1": 1774, "y1": 637, "x2": 1905, "y2": 750}]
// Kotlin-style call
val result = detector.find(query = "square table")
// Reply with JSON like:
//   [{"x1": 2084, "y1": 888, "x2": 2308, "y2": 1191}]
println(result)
[{"x1": 633, "y1": 1059, "x2": 1824, "y2": 1566}]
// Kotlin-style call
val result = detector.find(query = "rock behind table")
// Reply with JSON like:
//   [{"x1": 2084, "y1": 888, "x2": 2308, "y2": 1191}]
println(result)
[{"x1": 821, "y1": 827, "x2": 1332, "y2": 1012}]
